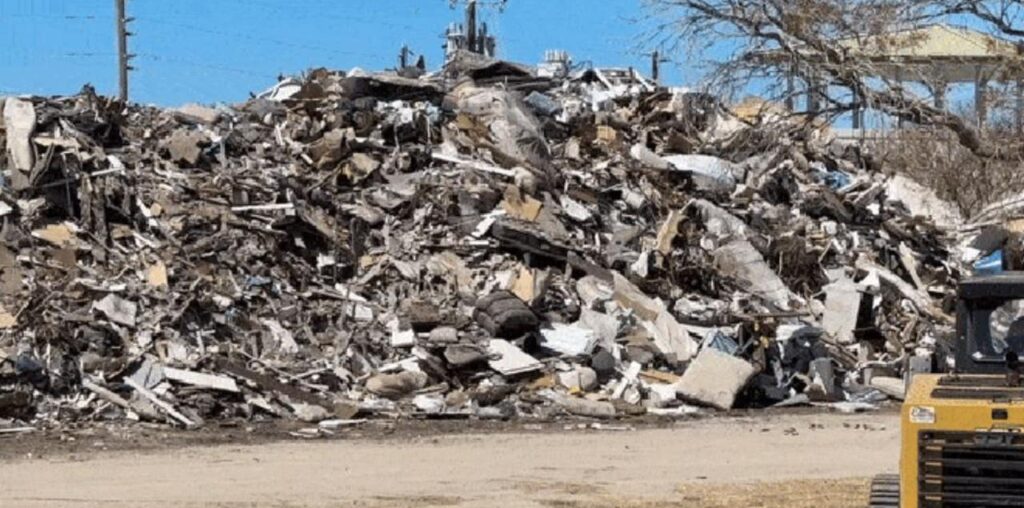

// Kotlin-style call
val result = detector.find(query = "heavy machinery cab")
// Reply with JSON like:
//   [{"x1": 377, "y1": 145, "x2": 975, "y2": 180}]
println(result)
[
  {"x1": 871, "y1": 274, "x2": 1024, "y2": 508},
  {"x1": 955, "y1": 273, "x2": 1024, "y2": 376}
]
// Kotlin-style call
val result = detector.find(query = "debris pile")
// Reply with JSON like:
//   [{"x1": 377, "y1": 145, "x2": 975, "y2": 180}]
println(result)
[{"x1": 0, "y1": 57, "x2": 963, "y2": 428}]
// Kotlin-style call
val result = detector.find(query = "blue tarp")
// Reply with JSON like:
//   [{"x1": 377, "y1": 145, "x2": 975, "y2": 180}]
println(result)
[
  {"x1": 974, "y1": 250, "x2": 1004, "y2": 275},
  {"x1": 821, "y1": 170, "x2": 851, "y2": 189}
]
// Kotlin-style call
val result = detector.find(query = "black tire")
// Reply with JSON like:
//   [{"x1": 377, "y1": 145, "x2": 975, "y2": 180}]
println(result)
[
  {"x1": 868, "y1": 474, "x2": 900, "y2": 508},
  {"x1": 474, "y1": 291, "x2": 539, "y2": 338}
]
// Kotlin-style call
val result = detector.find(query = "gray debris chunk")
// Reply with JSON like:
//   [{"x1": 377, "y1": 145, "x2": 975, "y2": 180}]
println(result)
[
  {"x1": 428, "y1": 326, "x2": 459, "y2": 344},
  {"x1": 857, "y1": 257, "x2": 946, "y2": 321},
  {"x1": 487, "y1": 339, "x2": 542, "y2": 376},
  {"x1": 557, "y1": 367, "x2": 598, "y2": 392},
  {"x1": 128, "y1": 358, "x2": 165, "y2": 390},
  {"x1": 825, "y1": 401, "x2": 879, "y2": 414},
  {"x1": 675, "y1": 347, "x2": 757, "y2": 410},
  {"x1": 590, "y1": 350, "x2": 616, "y2": 377},
  {"x1": 870, "y1": 376, "x2": 906, "y2": 400},
  {"x1": 559, "y1": 195, "x2": 592, "y2": 222},
  {"x1": 822, "y1": 278, "x2": 862, "y2": 345},
  {"x1": 93, "y1": 294, "x2": 138, "y2": 327},
  {"x1": 365, "y1": 371, "x2": 429, "y2": 400},
  {"x1": 612, "y1": 271, "x2": 664, "y2": 321},
  {"x1": 690, "y1": 199, "x2": 748, "y2": 240},
  {"x1": 713, "y1": 240, "x2": 795, "y2": 310},
  {"x1": 261, "y1": 319, "x2": 300, "y2": 355},
  {"x1": 412, "y1": 393, "x2": 446, "y2": 414},
  {"x1": 348, "y1": 152, "x2": 381, "y2": 180},
  {"x1": 164, "y1": 367, "x2": 240, "y2": 393},
  {"x1": 524, "y1": 91, "x2": 561, "y2": 116},
  {"x1": 454, "y1": 87, "x2": 550, "y2": 168},
  {"x1": 576, "y1": 276, "x2": 613, "y2": 309},
  {"x1": 3, "y1": 97, "x2": 36, "y2": 172},
  {"x1": 885, "y1": 174, "x2": 962, "y2": 229},
  {"x1": 663, "y1": 154, "x2": 739, "y2": 193},
  {"x1": 541, "y1": 389, "x2": 615, "y2": 419},
  {"x1": 576, "y1": 309, "x2": 620, "y2": 346},
  {"x1": 807, "y1": 358, "x2": 838, "y2": 401},
  {"x1": 290, "y1": 402, "x2": 332, "y2": 423},
  {"x1": 162, "y1": 129, "x2": 206, "y2": 165},
  {"x1": 174, "y1": 104, "x2": 223, "y2": 124},
  {"x1": 444, "y1": 344, "x2": 488, "y2": 367},
  {"x1": 629, "y1": 143, "x2": 670, "y2": 170},
  {"x1": 642, "y1": 310, "x2": 698, "y2": 364},
  {"x1": 540, "y1": 323, "x2": 597, "y2": 357}
]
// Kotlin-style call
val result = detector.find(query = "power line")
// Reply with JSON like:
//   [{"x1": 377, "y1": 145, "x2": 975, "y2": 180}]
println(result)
[
  {"x1": 269, "y1": 0, "x2": 420, "y2": 30},
  {"x1": 136, "y1": 18, "x2": 387, "y2": 60},
  {"x1": 65, "y1": 52, "x2": 117, "y2": 58},
  {"x1": 2, "y1": 52, "x2": 114, "y2": 67},
  {"x1": 135, "y1": 53, "x2": 278, "y2": 79},
  {"x1": 203, "y1": 0, "x2": 419, "y2": 31},
  {"x1": 134, "y1": 67, "x2": 225, "y2": 105},
  {"x1": 0, "y1": 14, "x2": 110, "y2": 20},
  {"x1": 3, "y1": 0, "x2": 505, "y2": 103}
]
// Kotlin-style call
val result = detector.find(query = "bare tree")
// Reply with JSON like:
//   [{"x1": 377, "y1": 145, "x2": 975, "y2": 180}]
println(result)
[
  {"x1": 940, "y1": 1, "x2": 1024, "y2": 37},
  {"x1": 643, "y1": 0, "x2": 1024, "y2": 161}
]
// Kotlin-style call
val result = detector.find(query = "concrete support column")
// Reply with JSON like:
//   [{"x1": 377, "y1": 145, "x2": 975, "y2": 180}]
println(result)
[
  {"x1": 1016, "y1": 80, "x2": 1023, "y2": 135},
  {"x1": 975, "y1": 66, "x2": 989, "y2": 128},
  {"x1": 852, "y1": 88, "x2": 864, "y2": 130},
  {"x1": 784, "y1": 73, "x2": 796, "y2": 112},
  {"x1": 932, "y1": 82, "x2": 947, "y2": 110},
  {"x1": 895, "y1": 67, "x2": 905, "y2": 129},
  {"x1": 806, "y1": 75, "x2": 822, "y2": 114}
]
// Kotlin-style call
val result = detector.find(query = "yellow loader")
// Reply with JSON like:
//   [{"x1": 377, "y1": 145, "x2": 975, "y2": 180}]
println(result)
[{"x1": 869, "y1": 273, "x2": 1024, "y2": 507}]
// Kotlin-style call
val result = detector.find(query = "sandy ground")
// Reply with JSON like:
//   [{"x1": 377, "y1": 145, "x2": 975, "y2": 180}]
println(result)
[{"x1": 0, "y1": 412, "x2": 899, "y2": 508}]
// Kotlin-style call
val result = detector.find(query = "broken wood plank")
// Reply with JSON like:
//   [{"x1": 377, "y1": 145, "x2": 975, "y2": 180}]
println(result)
[
  {"x1": 83, "y1": 379, "x2": 132, "y2": 409},
  {"x1": 123, "y1": 377, "x2": 196, "y2": 428},
  {"x1": 318, "y1": 419, "x2": 367, "y2": 430},
  {"x1": 231, "y1": 203, "x2": 295, "y2": 213},
  {"x1": 82, "y1": 378, "x2": 162, "y2": 421},
  {"x1": 216, "y1": 359, "x2": 331, "y2": 408},
  {"x1": 431, "y1": 151, "x2": 516, "y2": 177},
  {"x1": 639, "y1": 370, "x2": 681, "y2": 384},
  {"x1": 0, "y1": 427, "x2": 35, "y2": 435}
]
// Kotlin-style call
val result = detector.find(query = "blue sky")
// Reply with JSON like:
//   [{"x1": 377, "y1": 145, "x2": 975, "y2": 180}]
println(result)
[{"x1": 0, "y1": 0, "x2": 685, "y2": 106}]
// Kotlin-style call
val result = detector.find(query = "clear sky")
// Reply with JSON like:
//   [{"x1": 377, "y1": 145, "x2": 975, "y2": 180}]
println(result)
[{"x1": 0, "y1": 0, "x2": 683, "y2": 106}]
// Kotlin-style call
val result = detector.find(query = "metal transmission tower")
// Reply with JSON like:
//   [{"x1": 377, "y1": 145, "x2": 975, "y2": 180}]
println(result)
[
  {"x1": 444, "y1": 0, "x2": 507, "y2": 61},
  {"x1": 399, "y1": 44, "x2": 413, "y2": 68},
  {"x1": 115, "y1": 0, "x2": 135, "y2": 102}
]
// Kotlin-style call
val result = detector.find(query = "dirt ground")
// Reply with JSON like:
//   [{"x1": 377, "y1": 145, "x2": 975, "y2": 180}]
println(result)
[{"x1": 0, "y1": 411, "x2": 899, "y2": 508}]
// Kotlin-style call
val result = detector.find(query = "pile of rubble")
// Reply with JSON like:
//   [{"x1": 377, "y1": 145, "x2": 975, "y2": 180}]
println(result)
[{"x1": 0, "y1": 56, "x2": 964, "y2": 429}]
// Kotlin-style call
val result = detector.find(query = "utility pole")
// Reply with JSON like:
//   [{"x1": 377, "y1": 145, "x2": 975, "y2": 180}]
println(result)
[
  {"x1": 115, "y1": 0, "x2": 134, "y2": 102},
  {"x1": 648, "y1": 50, "x2": 669, "y2": 84},
  {"x1": 465, "y1": 0, "x2": 478, "y2": 53}
]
